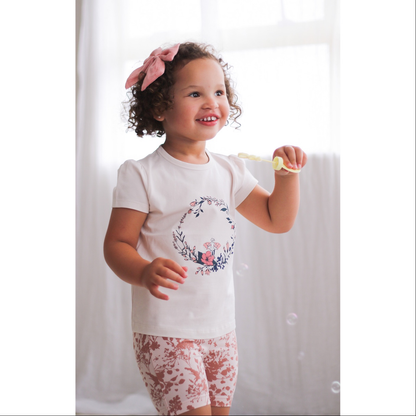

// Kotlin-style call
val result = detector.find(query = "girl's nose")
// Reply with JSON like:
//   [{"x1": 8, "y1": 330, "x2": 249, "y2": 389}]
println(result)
[{"x1": 203, "y1": 96, "x2": 219, "y2": 109}]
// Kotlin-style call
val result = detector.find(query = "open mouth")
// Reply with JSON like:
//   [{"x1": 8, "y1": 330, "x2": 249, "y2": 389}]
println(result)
[
  {"x1": 197, "y1": 116, "x2": 219, "y2": 122},
  {"x1": 196, "y1": 116, "x2": 219, "y2": 125}
]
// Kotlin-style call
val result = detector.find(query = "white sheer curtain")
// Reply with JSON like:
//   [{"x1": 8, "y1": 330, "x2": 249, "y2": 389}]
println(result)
[{"x1": 76, "y1": 0, "x2": 340, "y2": 414}]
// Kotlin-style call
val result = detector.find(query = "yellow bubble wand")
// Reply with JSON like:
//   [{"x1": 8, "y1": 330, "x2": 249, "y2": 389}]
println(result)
[{"x1": 238, "y1": 153, "x2": 301, "y2": 173}]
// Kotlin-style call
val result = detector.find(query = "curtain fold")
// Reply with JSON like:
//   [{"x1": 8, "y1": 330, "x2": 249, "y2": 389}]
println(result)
[
  {"x1": 77, "y1": 0, "x2": 139, "y2": 401},
  {"x1": 232, "y1": 154, "x2": 340, "y2": 415}
]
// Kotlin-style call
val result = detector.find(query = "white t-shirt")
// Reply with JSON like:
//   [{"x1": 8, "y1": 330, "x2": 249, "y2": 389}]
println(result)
[{"x1": 112, "y1": 146, "x2": 258, "y2": 339}]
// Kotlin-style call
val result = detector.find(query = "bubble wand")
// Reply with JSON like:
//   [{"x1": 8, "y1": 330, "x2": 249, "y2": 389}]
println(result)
[{"x1": 238, "y1": 153, "x2": 301, "y2": 173}]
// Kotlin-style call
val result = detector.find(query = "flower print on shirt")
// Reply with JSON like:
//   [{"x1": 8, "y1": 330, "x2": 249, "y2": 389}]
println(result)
[
  {"x1": 172, "y1": 197, "x2": 236, "y2": 275},
  {"x1": 201, "y1": 250, "x2": 215, "y2": 266},
  {"x1": 199, "y1": 239, "x2": 221, "y2": 267}
]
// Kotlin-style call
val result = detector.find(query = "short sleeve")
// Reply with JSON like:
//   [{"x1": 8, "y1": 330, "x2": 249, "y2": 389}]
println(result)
[
  {"x1": 112, "y1": 159, "x2": 150, "y2": 213},
  {"x1": 228, "y1": 154, "x2": 258, "y2": 207}
]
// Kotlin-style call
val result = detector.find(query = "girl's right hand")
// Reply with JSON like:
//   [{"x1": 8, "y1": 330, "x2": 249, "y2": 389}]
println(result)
[{"x1": 141, "y1": 258, "x2": 188, "y2": 301}]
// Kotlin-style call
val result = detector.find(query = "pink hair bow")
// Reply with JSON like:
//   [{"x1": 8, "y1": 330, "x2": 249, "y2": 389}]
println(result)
[{"x1": 125, "y1": 43, "x2": 180, "y2": 90}]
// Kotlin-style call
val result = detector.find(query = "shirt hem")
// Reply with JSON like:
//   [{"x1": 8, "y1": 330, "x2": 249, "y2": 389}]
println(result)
[
  {"x1": 113, "y1": 199, "x2": 149, "y2": 213},
  {"x1": 131, "y1": 322, "x2": 236, "y2": 340}
]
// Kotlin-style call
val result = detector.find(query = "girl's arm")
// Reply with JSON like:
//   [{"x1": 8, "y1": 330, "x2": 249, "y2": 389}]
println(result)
[
  {"x1": 103, "y1": 208, "x2": 187, "y2": 300},
  {"x1": 237, "y1": 146, "x2": 307, "y2": 233}
]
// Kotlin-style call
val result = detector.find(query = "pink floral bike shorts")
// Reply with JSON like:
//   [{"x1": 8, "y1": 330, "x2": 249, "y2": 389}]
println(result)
[{"x1": 133, "y1": 330, "x2": 238, "y2": 416}]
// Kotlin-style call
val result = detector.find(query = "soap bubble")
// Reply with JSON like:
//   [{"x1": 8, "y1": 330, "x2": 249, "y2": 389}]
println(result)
[
  {"x1": 297, "y1": 351, "x2": 305, "y2": 360},
  {"x1": 286, "y1": 313, "x2": 298, "y2": 325},
  {"x1": 331, "y1": 381, "x2": 340, "y2": 393},
  {"x1": 236, "y1": 263, "x2": 249, "y2": 276}
]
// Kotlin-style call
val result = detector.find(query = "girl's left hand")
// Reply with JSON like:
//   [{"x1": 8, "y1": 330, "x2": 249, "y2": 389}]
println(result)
[{"x1": 273, "y1": 145, "x2": 307, "y2": 175}]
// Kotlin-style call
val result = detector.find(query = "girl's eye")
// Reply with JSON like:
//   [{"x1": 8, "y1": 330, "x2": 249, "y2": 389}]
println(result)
[
  {"x1": 215, "y1": 90, "x2": 225, "y2": 96},
  {"x1": 189, "y1": 92, "x2": 200, "y2": 97}
]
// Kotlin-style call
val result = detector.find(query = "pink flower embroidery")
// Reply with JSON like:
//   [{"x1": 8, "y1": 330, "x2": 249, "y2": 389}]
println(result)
[{"x1": 201, "y1": 251, "x2": 214, "y2": 266}]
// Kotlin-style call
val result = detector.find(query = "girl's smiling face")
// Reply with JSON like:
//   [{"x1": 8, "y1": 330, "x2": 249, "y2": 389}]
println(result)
[{"x1": 160, "y1": 58, "x2": 230, "y2": 145}]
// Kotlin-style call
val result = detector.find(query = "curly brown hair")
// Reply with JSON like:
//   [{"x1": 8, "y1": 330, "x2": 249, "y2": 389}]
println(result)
[{"x1": 124, "y1": 42, "x2": 242, "y2": 137}]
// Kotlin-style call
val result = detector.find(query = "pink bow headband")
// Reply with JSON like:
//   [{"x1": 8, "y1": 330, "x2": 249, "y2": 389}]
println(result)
[{"x1": 125, "y1": 43, "x2": 180, "y2": 90}]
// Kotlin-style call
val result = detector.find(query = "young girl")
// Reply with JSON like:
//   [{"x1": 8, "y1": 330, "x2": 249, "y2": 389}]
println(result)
[{"x1": 104, "y1": 42, "x2": 307, "y2": 416}]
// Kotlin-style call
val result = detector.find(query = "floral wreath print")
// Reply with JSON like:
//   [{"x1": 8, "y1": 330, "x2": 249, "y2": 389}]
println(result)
[{"x1": 172, "y1": 197, "x2": 236, "y2": 275}]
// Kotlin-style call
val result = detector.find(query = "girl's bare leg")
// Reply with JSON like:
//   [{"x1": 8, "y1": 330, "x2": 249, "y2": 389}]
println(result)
[
  {"x1": 211, "y1": 407, "x2": 230, "y2": 415},
  {"x1": 180, "y1": 404, "x2": 212, "y2": 415}
]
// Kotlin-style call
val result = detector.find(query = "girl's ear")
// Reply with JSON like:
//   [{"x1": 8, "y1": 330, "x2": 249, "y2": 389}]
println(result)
[{"x1": 154, "y1": 114, "x2": 165, "y2": 122}]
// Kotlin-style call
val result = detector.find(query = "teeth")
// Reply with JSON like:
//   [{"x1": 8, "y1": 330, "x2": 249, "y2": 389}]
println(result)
[{"x1": 200, "y1": 117, "x2": 217, "y2": 121}]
